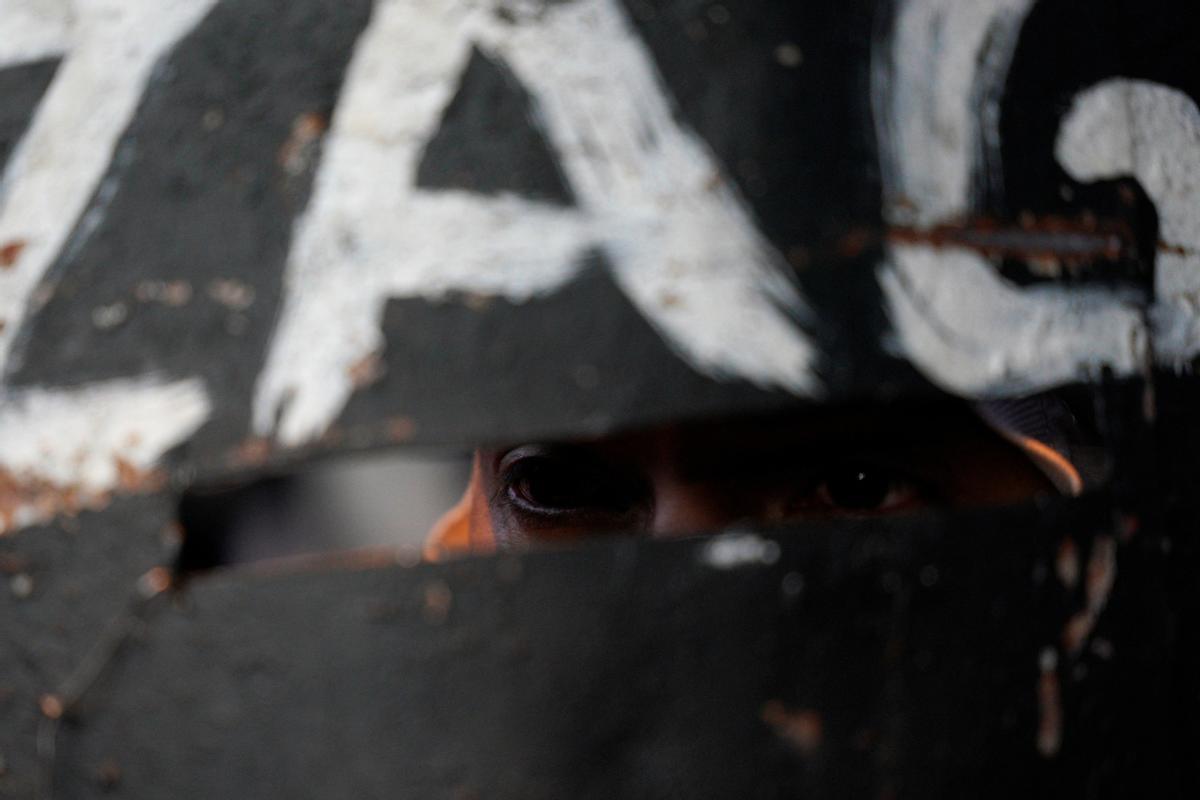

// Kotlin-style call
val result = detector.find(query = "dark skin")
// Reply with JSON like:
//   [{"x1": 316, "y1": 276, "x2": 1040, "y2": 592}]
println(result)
[{"x1": 464, "y1": 401, "x2": 1059, "y2": 549}]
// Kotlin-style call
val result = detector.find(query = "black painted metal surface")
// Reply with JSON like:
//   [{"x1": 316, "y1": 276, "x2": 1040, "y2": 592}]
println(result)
[{"x1": 39, "y1": 496, "x2": 1179, "y2": 800}]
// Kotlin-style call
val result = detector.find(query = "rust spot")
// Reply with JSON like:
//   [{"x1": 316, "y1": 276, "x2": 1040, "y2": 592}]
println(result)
[
  {"x1": 1061, "y1": 536, "x2": 1117, "y2": 656},
  {"x1": 39, "y1": 693, "x2": 64, "y2": 720},
  {"x1": 386, "y1": 416, "x2": 417, "y2": 443},
  {"x1": 1061, "y1": 612, "x2": 1094, "y2": 655},
  {"x1": 462, "y1": 292, "x2": 493, "y2": 312},
  {"x1": 1036, "y1": 648, "x2": 1062, "y2": 758},
  {"x1": 114, "y1": 457, "x2": 165, "y2": 493},
  {"x1": 137, "y1": 566, "x2": 172, "y2": 598},
  {"x1": 230, "y1": 437, "x2": 272, "y2": 468},
  {"x1": 0, "y1": 553, "x2": 30, "y2": 574},
  {"x1": 1055, "y1": 538, "x2": 1079, "y2": 589},
  {"x1": 1084, "y1": 536, "x2": 1116, "y2": 615},
  {"x1": 888, "y1": 215, "x2": 1133, "y2": 264},
  {"x1": 278, "y1": 112, "x2": 328, "y2": 176},
  {"x1": 206, "y1": 278, "x2": 256, "y2": 311},
  {"x1": 1158, "y1": 241, "x2": 1193, "y2": 256},
  {"x1": 0, "y1": 239, "x2": 27, "y2": 269},
  {"x1": 0, "y1": 457, "x2": 166, "y2": 535},
  {"x1": 659, "y1": 290, "x2": 681, "y2": 308},
  {"x1": 161, "y1": 520, "x2": 185, "y2": 548},
  {"x1": 135, "y1": 280, "x2": 192, "y2": 306},
  {"x1": 422, "y1": 580, "x2": 453, "y2": 624},
  {"x1": 835, "y1": 228, "x2": 876, "y2": 258},
  {"x1": 95, "y1": 758, "x2": 122, "y2": 790},
  {"x1": 761, "y1": 700, "x2": 823, "y2": 756},
  {"x1": 348, "y1": 351, "x2": 385, "y2": 389},
  {"x1": 0, "y1": 468, "x2": 90, "y2": 535}
]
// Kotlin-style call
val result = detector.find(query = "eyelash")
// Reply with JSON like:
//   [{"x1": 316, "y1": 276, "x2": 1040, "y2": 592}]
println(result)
[{"x1": 495, "y1": 450, "x2": 650, "y2": 523}]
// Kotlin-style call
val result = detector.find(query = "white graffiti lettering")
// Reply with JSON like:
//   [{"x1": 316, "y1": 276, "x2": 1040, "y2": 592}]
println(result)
[{"x1": 252, "y1": 0, "x2": 819, "y2": 446}]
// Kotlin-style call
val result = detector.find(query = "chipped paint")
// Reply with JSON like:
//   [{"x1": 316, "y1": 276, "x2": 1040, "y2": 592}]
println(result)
[
  {"x1": 253, "y1": 0, "x2": 818, "y2": 446},
  {"x1": 0, "y1": 378, "x2": 209, "y2": 533}
]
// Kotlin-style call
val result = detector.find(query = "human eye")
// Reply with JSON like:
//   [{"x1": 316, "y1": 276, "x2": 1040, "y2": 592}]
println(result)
[
  {"x1": 811, "y1": 462, "x2": 925, "y2": 515},
  {"x1": 493, "y1": 445, "x2": 651, "y2": 537}
]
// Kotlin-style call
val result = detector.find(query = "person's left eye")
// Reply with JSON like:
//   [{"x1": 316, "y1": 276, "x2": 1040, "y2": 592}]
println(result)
[{"x1": 813, "y1": 463, "x2": 922, "y2": 514}]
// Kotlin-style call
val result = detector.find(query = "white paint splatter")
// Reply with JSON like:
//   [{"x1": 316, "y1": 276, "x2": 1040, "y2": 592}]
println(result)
[
  {"x1": 701, "y1": 532, "x2": 781, "y2": 569},
  {"x1": 0, "y1": 0, "x2": 218, "y2": 377},
  {"x1": 0, "y1": 377, "x2": 210, "y2": 531},
  {"x1": 254, "y1": 0, "x2": 818, "y2": 446},
  {"x1": 874, "y1": 0, "x2": 1154, "y2": 395},
  {"x1": 1056, "y1": 79, "x2": 1200, "y2": 368}
]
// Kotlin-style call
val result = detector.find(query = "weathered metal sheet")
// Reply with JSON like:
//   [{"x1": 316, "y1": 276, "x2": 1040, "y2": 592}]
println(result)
[
  {"x1": 0, "y1": 496, "x2": 176, "y2": 799},
  {"x1": 44, "y1": 496, "x2": 1181, "y2": 800},
  {"x1": 0, "y1": 0, "x2": 1193, "y2": 512}
]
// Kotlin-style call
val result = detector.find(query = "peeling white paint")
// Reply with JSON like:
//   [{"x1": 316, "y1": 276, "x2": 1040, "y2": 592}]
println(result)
[
  {"x1": 0, "y1": 0, "x2": 217, "y2": 377},
  {"x1": 874, "y1": 0, "x2": 1156, "y2": 395},
  {"x1": 0, "y1": 378, "x2": 210, "y2": 531},
  {"x1": 1056, "y1": 79, "x2": 1200, "y2": 368},
  {"x1": 254, "y1": 0, "x2": 818, "y2": 446}
]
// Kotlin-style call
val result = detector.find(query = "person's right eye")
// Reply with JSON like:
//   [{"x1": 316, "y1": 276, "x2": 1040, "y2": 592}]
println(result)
[{"x1": 496, "y1": 446, "x2": 651, "y2": 534}]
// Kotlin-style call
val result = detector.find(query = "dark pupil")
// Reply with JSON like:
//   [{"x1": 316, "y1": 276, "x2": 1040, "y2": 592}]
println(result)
[
  {"x1": 825, "y1": 468, "x2": 890, "y2": 510},
  {"x1": 515, "y1": 458, "x2": 615, "y2": 511}
]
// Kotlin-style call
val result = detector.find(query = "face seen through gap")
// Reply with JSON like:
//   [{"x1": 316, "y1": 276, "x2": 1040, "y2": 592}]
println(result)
[{"x1": 448, "y1": 402, "x2": 1061, "y2": 551}]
